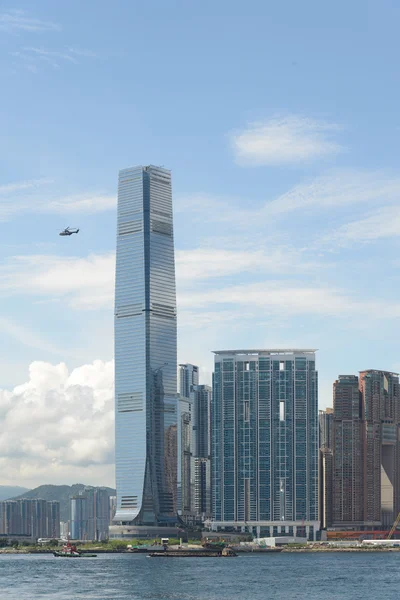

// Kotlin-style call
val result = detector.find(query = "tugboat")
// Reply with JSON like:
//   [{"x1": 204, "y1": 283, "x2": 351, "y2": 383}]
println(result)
[{"x1": 53, "y1": 540, "x2": 97, "y2": 558}]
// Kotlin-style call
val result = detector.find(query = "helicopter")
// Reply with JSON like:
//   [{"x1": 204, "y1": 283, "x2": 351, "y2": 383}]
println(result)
[{"x1": 59, "y1": 226, "x2": 79, "y2": 236}]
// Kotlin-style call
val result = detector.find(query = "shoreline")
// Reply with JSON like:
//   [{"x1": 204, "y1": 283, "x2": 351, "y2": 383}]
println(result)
[{"x1": 1, "y1": 546, "x2": 400, "y2": 555}]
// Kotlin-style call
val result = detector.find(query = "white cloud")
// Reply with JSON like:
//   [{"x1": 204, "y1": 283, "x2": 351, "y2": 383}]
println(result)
[
  {"x1": 0, "y1": 178, "x2": 52, "y2": 196},
  {"x1": 0, "y1": 254, "x2": 115, "y2": 310},
  {"x1": 25, "y1": 46, "x2": 78, "y2": 64},
  {"x1": 45, "y1": 193, "x2": 116, "y2": 214},
  {"x1": 0, "y1": 316, "x2": 63, "y2": 355},
  {"x1": 231, "y1": 115, "x2": 344, "y2": 166},
  {"x1": 0, "y1": 9, "x2": 59, "y2": 33},
  {"x1": 0, "y1": 246, "x2": 316, "y2": 311},
  {"x1": 176, "y1": 171, "x2": 400, "y2": 234},
  {"x1": 268, "y1": 170, "x2": 400, "y2": 216},
  {"x1": 327, "y1": 206, "x2": 400, "y2": 245},
  {"x1": 178, "y1": 281, "x2": 400, "y2": 320},
  {"x1": 0, "y1": 359, "x2": 115, "y2": 488},
  {"x1": 0, "y1": 177, "x2": 115, "y2": 219},
  {"x1": 14, "y1": 46, "x2": 97, "y2": 71},
  {"x1": 67, "y1": 47, "x2": 98, "y2": 58},
  {"x1": 175, "y1": 247, "x2": 313, "y2": 282}
]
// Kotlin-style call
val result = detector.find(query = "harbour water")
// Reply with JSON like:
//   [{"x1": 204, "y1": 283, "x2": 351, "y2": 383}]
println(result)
[{"x1": 0, "y1": 551, "x2": 398, "y2": 599}]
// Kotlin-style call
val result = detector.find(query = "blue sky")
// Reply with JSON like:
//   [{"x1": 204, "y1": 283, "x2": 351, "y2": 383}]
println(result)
[{"x1": 0, "y1": 1, "x2": 400, "y2": 485}]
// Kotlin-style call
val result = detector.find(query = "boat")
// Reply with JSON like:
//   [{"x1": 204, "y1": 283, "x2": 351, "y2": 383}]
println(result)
[
  {"x1": 147, "y1": 547, "x2": 238, "y2": 558},
  {"x1": 231, "y1": 545, "x2": 283, "y2": 553},
  {"x1": 53, "y1": 541, "x2": 97, "y2": 558},
  {"x1": 126, "y1": 543, "x2": 164, "y2": 553},
  {"x1": 221, "y1": 547, "x2": 238, "y2": 556}
]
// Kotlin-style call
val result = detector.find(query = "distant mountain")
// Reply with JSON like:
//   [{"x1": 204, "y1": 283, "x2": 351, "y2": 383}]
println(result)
[
  {"x1": 0, "y1": 486, "x2": 30, "y2": 501},
  {"x1": 9, "y1": 483, "x2": 116, "y2": 522}
]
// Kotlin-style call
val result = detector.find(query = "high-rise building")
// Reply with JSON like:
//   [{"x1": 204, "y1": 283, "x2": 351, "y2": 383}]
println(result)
[
  {"x1": 70, "y1": 488, "x2": 112, "y2": 541},
  {"x1": 19, "y1": 499, "x2": 32, "y2": 536},
  {"x1": 332, "y1": 375, "x2": 363, "y2": 525},
  {"x1": 332, "y1": 370, "x2": 400, "y2": 529},
  {"x1": 82, "y1": 487, "x2": 110, "y2": 541},
  {"x1": 193, "y1": 384, "x2": 212, "y2": 519},
  {"x1": 0, "y1": 501, "x2": 19, "y2": 536},
  {"x1": 319, "y1": 408, "x2": 334, "y2": 529},
  {"x1": 47, "y1": 501, "x2": 61, "y2": 539},
  {"x1": 319, "y1": 448, "x2": 333, "y2": 529},
  {"x1": 194, "y1": 457, "x2": 211, "y2": 518},
  {"x1": 210, "y1": 349, "x2": 319, "y2": 539},
  {"x1": 0, "y1": 499, "x2": 60, "y2": 539},
  {"x1": 70, "y1": 495, "x2": 87, "y2": 540},
  {"x1": 179, "y1": 364, "x2": 199, "y2": 400},
  {"x1": 360, "y1": 370, "x2": 400, "y2": 527},
  {"x1": 178, "y1": 365, "x2": 212, "y2": 522},
  {"x1": 193, "y1": 384, "x2": 212, "y2": 459},
  {"x1": 319, "y1": 408, "x2": 333, "y2": 449},
  {"x1": 109, "y1": 496, "x2": 117, "y2": 525},
  {"x1": 31, "y1": 499, "x2": 49, "y2": 539},
  {"x1": 177, "y1": 394, "x2": 194, "y2": 521},
  {"x1": 112, "y1": 165, "x2": 177, "y2": 530}
]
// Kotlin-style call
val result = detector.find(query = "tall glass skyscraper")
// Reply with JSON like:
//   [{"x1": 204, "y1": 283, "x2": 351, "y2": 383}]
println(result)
[
  {"x1": 210, "y1": 349, "x2": 319, "y2": 539},
  {"x1": 113, "y1": 165, "x2": 177, "y2": 528}
]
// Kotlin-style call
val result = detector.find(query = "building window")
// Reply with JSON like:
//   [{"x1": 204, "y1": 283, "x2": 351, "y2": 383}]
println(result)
[
  {"x1": 244, "y1": 401, "x2": 250, "y2": 422},
  {"x1": 280, "y1": 400, "x2": 285, "y2": 421}
]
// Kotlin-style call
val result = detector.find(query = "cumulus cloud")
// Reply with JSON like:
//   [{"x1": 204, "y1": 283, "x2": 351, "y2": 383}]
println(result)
[
  {"x1": 231, "y1": 115, "x2": 344, "y2": 166},
  {"x1": 0, "y1": 359, "x2": 115, "y2": 488}
]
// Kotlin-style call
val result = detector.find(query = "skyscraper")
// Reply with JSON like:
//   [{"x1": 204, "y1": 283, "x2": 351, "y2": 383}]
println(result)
[
  {"x1": 113, "y1": 165, "x2": 178, "y2": 530},
  {"x1": 193, "y1": 384, "x2": 212, "y2": 519},
  {"x1": 332, "y1": 370, "x2": 400, "y2": 529},
  {"x1": 211, "y1": 349, "x2": 319, "y2": 539},
  {"x1": 359, "y1": 370, "x2": 400, "y2": 527},
  {"x1": 70, "y1": 495, "x2": 87, "y2": 540},
  {"x1": 47, "y1": 501, "x2": 61, "y2": 539},
  {"x1": 179, "y1": 364, "x2": 199, "y2": 400},
  {"x1": 332, "y1": 375, "x2": 363, "y2": 525},
  {"x1": 70, "y1": 487, "x2": 110, "y2": 541},
  {"x1": 319, "y1": 408, "x2": 333, "y2": 449},
  {"x1": 193, "y1": 384, "x2": 212, "y2": 459},
  {"x1": 0, "y1": 499, "x2": 60, "y2": 539},
  {"x1": 319, "y1": 408, "x2": 334, "y2": 529},
  {"x1": 178, "y1": 364, "x2": 212, "y2": 521},
  {"x1": 177, "y1": 394, "x2": 194, "y2": 520}
]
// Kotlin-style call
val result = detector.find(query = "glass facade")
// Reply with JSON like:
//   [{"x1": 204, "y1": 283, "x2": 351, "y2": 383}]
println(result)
[
  {"x1": 177, "y1": 395, "x2": 194, "y2": 518},
  {"x1": 70, "y1": 495, "x2": 87, "y2": 540},
  {"x1": 178, "y1": 364, "x2": 212, "y2": 520},
  {"x1": 113, "y1": 165, "x2": 177, "y2": 526},
  {"x1": 212, "y1": 350, "x2": 318, "y2": 526}
]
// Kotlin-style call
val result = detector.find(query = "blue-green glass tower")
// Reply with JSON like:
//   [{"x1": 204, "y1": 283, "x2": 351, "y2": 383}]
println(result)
[
  {"x1": 211, "y1": 350, "x2": 319, "y2": 539},
  {"x1": 113, "y1": 165, "x2": 177, "y2": 527}
]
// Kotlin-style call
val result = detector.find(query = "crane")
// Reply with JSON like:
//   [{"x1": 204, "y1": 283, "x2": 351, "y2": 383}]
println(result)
[{"x1": 387, "y1": 511, "x2": 400, "y2": 539}]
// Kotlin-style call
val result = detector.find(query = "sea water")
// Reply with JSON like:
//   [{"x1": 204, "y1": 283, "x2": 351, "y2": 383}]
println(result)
[{"x1": 0, "y1": 551, "x2": 397, "y2": 599}]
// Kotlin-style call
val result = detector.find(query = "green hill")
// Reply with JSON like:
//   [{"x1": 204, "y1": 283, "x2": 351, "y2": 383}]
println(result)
[
  {"x1": 9, "y1": 483, "x2": 116, "y2": 522},
  {"x1": 0, "y1": 486, "x2": 30, "y2": 501}
]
